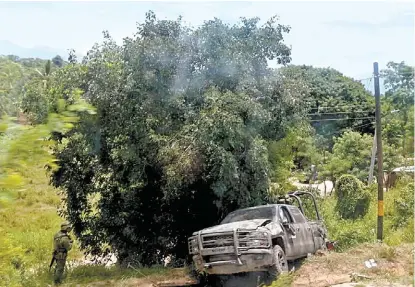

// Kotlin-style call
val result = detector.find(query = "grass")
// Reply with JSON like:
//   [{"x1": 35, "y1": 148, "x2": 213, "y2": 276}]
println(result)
[
  {"x1": 0, "y1": 165, "x2": 83, "y2": 287},
  {"x1": 266, "y1": 273, "x2": 294, "y2": 287},
  {"x1": 377, "y1": 246, "x2": 398, "y2": 262},
  {"x1": 318, "y1": 177, "x2": 414, "y2": 251},
  {"x1": 292, "y1": 243, "x2": 414, "y2": 286},
  {"x1": 22, "y1": 265, "x2": 175, "y2": 287},
  {"x1": 0, "y1": 158, "x2": 413, "y2": 286},
  {"x1": 0, "y1": 163, "x2": 179, "y2": 287}
]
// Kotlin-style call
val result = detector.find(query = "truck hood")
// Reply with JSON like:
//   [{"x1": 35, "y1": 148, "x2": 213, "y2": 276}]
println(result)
[{"x1": 193, "y1": 219, "x2": 272, "y2": 235}]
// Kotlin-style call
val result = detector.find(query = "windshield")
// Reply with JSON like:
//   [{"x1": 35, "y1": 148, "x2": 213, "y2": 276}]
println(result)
[{"x1": 221, "y1": 206, "x2": 275, "y2": 224}]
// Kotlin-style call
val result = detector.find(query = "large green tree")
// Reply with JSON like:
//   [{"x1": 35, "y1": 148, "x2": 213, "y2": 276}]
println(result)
[
  {"x1": 0, "y1": 55, "x2": 61, "y2": 117},
  {"x1": 51, "y1": 12, "x2": 304, "y2": 265},
  {"x1": 381, "y1": 61, "x2": 414, "y2": 157},
  {"x1": 277, "y1": 65, "x2": 376, "y2": 145}
]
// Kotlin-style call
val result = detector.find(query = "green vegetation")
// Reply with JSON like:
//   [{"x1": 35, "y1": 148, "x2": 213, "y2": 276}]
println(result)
[
  {"x1": 0, "y1": 9, "x2": 413, "y2": 287},
  {"x1": 267, "y1": 273, "x2": 294, "y2": 287},
  {"x1": 320, "y1": 176, "x2": 414, "y2": 251},
  {"x1": 0, "y1": 164, "x2": 82, "y2": 286},
  {"x1": 335, "y1": 175, "x2": 371, "y2": 219},
  {"x1": 0, "y1": 55, "x2": 65, "y2": 117},
  {"x1": 19, "y1": 265, "x2": 173, "y2": 287}
]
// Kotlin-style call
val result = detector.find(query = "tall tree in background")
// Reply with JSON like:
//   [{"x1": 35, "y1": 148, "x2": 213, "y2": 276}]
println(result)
[
  {"x1": 0, "y1": 59, "x2": 23, "y2": 116},
  {"x1": 50, "y1": 11, "x2": 304, "y2": 265},
  {"x1": 381, "y1": 61, "x2": 414, "y2": 157},
  {"x1": 277, "y1": 65, "x2": 375, "y2": 147},
  {"x1": 0, "y1": 56, "x2": 60, "y2": 117}
]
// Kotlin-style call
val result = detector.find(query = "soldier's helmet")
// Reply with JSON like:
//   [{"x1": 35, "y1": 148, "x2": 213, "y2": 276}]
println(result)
[{"x1": 60, "y1": 221, "x2": 72, "y2": 232}]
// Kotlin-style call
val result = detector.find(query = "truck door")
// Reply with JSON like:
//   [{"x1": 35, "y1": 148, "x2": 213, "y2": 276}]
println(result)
[
  {"x1": 286, "y1": 205, "x2": 315, "y2": 255},
  {"x1": 278, "y1": 206, "x2": 308, "y2": 259}
]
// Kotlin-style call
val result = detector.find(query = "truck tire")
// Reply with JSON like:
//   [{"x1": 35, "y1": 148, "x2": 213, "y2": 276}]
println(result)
[
  {"x1": 267, "y1": 245, "x2": 288, "y2": 280},
  {"x1": 188, "y1": 262, "x2": 206, "y2": 284}
]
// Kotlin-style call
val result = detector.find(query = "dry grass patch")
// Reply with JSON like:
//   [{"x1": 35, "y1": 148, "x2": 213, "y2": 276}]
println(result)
[{"x1": 292, "y1": 243, "x2": 414, "y2": 287}]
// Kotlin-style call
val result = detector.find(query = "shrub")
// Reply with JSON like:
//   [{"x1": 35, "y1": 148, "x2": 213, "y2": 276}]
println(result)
[
  {"x1": 391, "y1": 181, "x2": 414, "y2": 228},
  {"x1": 321, "y1": 177, "x2": 413, "y2": 250},
  {"x1": 335, "y1": 175, "x2": 371, "y2": 220}
]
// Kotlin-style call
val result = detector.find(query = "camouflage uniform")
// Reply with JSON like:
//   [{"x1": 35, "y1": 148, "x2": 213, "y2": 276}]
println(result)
[{"x1": 53, "y1": 222, "x2": 73, "y2": 285}]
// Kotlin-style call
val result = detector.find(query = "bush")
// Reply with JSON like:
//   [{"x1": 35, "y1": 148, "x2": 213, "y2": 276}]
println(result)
[
  {"x1": 321, "y1": 177, "x2": 413, "y2": 251},
  {"x1": 321, "y1": 196, "x2": 376, "y2": 251},
  {"x1": 335, "y1": 175, "x2": 371, "y2": 220},
  {"x1": 391, "y1": 181, "x2": 414, "y2": 228}
]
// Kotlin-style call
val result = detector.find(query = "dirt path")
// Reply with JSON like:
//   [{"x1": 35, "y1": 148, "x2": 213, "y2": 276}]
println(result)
[{"x1": 290, "y1": 179, "x2": 334, "y2": 197}]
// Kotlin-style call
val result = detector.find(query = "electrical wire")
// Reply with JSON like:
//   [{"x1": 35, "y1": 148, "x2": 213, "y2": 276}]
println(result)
[
  {"x1": 309, "y1": 116, "x2": 375, "y2": 122},
  {"x1": 307, "y1": 110, "x2": 374, "y2": 116},
  {"x1": 310, "y1": 104, "x2": 373, "y2": 111},
  {"x1": 356, "y1": 77, "x2": 373, "y2": 82},
  {"x1": 314, "y1": 122, "x2": 375, "y2": 137}
]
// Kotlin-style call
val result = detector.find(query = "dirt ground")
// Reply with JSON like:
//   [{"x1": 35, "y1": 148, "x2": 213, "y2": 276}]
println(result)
[
  {"x1": 66, "y1": 243, "x2": 414, "y2": 287},
  {"x1": 292, "y1": 243, "x2": 414, "y2": 287}
]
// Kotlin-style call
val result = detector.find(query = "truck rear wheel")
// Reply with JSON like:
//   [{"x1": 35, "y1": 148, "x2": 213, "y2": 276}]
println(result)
[{"x1": 267, "y1": 245, "x2": 288, "y2": 280}]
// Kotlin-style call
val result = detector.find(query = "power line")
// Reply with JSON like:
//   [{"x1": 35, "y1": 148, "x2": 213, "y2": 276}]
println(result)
[
  {"x1": 363, "y1": 77, "x2": 373, "y2": 91},
  {"x1": 310, "y1": 104, "x2": 372, "y2": 110},
  {"x1": 356, "y1": 77, "x2": 373, "y2": 82},
  {"x1": 322, "y1": 122, "x2": 375, "y2": 137},
  {"x1": 307, "y1": 110, "x2": 374, "y2": 116},
  {"x1": 309, "y1": 116, "x2": 375, "y2": 122}
]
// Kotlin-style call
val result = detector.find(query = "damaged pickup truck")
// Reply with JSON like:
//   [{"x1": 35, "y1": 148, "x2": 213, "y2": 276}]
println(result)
[{"x1": 188, "y1": 191, "x2": 334, "y2": 279}]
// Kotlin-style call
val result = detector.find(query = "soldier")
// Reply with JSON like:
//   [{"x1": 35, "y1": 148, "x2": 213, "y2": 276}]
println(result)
[{"x1": 52, "y1": 221, "x2": 73, "y2": 285}]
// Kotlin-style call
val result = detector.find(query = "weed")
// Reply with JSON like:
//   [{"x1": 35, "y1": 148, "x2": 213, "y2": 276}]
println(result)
[
  {"x1": 378, "y1": 246, "x2": 397, "y2": 262},
  {"x1": 320, "y1": 179, "x2": 414, "y2": 251},
  {"x1": 266, "y1": 273, "x2": 294, "y2": 287},
  {"x1": 23, "y1": 265, "x2": 173, "y2": 287}
]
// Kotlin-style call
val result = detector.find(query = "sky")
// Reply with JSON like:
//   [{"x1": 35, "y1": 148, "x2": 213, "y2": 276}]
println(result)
[{"x1": 0, "y1": 1, "x2": 414, "y2": 84}]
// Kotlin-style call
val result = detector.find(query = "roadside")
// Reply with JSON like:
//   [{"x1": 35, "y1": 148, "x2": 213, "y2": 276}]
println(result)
[
  {"x1": 292, "y1": 243, "x2": 414, "y2": 287},
  {"x1": 57, "y1": 243, "x2": 413, "y2": 287}
]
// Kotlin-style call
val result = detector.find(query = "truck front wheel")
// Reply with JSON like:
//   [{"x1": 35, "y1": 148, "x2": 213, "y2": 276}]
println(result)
[{"x1": 267, "y1": 245, "x2": 288, "y2": 280}]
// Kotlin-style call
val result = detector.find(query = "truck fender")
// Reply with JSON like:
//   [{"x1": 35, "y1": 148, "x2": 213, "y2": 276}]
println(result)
[
  {"x1": 264, "y1": 222, "x2": 284, "y2": 237},
  {"x1": 271, "y1": 236, "x2": 287, "y2": 254}
]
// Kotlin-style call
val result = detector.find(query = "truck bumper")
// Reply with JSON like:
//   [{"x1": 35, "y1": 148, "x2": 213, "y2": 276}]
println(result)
[{"x1": 193, "y1": 250, "x2": 273, "y2": 275}]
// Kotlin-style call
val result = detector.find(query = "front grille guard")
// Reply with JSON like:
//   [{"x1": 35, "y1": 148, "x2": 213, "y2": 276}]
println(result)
[{"x1": 189, "y1": 229, "x2": 272, "y2": 267}]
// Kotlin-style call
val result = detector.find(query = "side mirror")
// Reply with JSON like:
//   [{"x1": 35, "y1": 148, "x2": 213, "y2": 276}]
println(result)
[{"x1": 282, "y1": 218, "x2": 289, "y2": 226}]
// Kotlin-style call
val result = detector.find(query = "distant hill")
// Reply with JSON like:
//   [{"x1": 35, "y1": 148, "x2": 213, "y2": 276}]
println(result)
[{"x1": 0, "y1": 40, "x2": 69, "y2": 60}]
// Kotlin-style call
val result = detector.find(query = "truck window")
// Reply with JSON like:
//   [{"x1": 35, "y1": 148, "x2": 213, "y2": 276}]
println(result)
[
  {"x1": 221, "y1": 206, "x2": 275, "y2": 224},
  {"x1": 278, "y1": 207, "x2": 293, "y2": 223},
  {"x1": 287, "y1": 206, "x2": 306, "y2": 223}
]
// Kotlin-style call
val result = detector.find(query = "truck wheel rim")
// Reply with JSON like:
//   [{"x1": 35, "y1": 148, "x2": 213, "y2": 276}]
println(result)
[{"x1": 278, "y1": 252, "x2": 286, "y2": 269}]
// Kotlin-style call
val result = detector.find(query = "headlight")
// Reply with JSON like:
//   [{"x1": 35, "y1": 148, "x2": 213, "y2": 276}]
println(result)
[
  {"x1": 247, "y1": 240, "x2": 262, "y2": 247},
  {"x1": 244, "y1": 231, "x2": 269, "y2": 248},
  {"x1": 188, "y1": 237, "x2": 199, "y2": 254},
  {"x1": 247, "y1": 231, "x2": 268, "y2": 239}
]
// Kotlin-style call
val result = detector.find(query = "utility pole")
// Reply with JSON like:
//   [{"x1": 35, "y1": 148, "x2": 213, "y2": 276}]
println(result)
[
  {"x1": 368, "y1": 129, "x2": 376, "y2": 184},
  {"x1": 374, "y1": 62, "x2": 383, "y2": 241}
]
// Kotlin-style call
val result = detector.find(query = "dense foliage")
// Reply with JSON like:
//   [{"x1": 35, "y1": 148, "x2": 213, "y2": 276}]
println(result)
[
  {"x1": 1, "y1": 10, "x2": 413, "y2": 274},
  {"x1": 381, "y1": 61, "x2": 414, "y2": 157},
  {"x1": 49, "y1": 12, "x2": 307, "y2": 265},
  {"x1": 278, "y1": 65, "x2": 376, "y2": 146},
  {"x1": 0, "y1": 55, "x2": 65, "y2": 117},
  {"x1": 0, "y1": 98, "x2": 95, "y2": 196},
  {"x1": 334, "y1": 174, "x2": 371, "y2": 220}
]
